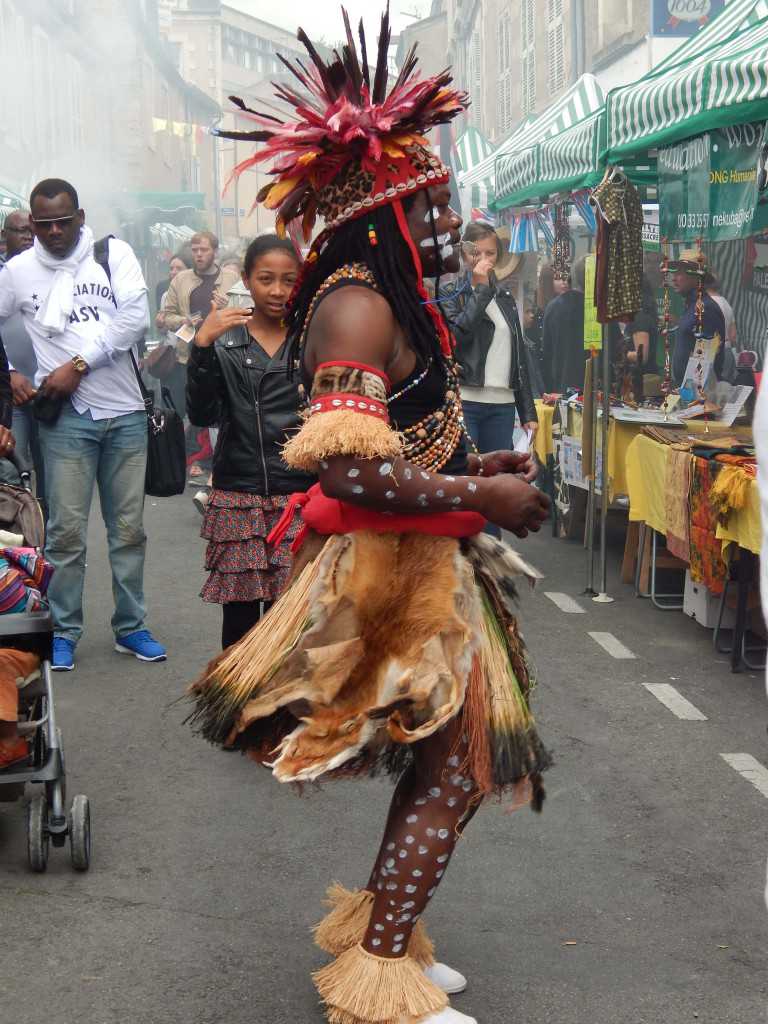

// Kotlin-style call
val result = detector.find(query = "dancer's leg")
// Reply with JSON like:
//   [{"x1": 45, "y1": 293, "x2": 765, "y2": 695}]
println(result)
[{"x1": 361, "y1": 716, "x2": 481, "y2": 958}]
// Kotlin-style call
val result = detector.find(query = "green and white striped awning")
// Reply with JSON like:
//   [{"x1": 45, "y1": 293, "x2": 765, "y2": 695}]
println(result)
[
  {"x1": 492, "y1": 74, "x2": 605, "y2": 208},
  {"x1": 605, "y1": 0, "x2": 768, "y2": 160},
  {"x1": 455, "y1": 127, "x2": 495, "y2": 208}
]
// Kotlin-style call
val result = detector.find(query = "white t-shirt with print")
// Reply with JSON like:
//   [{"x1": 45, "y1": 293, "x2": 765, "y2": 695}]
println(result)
[{"x1": 0, "y1": 237, "x2": 149, "y2": 419}]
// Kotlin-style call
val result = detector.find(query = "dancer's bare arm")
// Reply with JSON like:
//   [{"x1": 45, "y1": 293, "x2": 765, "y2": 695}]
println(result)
[{"x1": 303, "y1": 287, "x2": 549, "y2": 537}]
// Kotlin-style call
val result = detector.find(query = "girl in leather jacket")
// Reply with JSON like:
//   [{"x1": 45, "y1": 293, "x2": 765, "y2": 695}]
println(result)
[{"x1": 187, "y1": 236, "x2": 314, "y2": 649}]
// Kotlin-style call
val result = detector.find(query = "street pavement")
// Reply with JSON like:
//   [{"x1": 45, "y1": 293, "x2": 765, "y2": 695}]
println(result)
[{"x1": 0, "y1": 495, "x2": 766, "y2": 1024}]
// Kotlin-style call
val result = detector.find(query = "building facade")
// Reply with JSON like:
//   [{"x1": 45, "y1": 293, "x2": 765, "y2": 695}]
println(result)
[
  {"x1": 0, "y1": 0, "x2": 217, "y2": 238},
  {"x1": 161, "y1": 0, "x2": 311, "y2": 243}
]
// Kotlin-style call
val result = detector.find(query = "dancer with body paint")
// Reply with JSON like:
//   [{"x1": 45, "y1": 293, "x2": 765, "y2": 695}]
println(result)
[{"x1": 188, "y1": 10, "x2": 551, "y2": 1023}]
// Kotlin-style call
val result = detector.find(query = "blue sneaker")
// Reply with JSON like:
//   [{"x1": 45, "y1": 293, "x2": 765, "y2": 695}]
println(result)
[
  {"x1": 114, "y1": 629, "x2": 167, "y2": 663},
  {"x1": 52, "y1": 637, "x2": 75, "y2": 672}
]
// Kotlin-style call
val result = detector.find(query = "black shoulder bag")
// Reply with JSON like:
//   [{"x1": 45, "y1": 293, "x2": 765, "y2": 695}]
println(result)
[{"x1": 94, "y1": 236, "x2": 186, "y2": 497}]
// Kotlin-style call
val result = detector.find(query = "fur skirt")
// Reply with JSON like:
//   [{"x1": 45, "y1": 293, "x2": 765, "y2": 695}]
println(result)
[{"x1": 188, "y1": 530, "x2": 551, "y2": 807}]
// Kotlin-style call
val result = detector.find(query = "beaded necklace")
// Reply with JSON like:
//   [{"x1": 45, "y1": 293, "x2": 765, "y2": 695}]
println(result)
[{"x1": 299, "y1": 262, "x2": 472, "y2": 471}]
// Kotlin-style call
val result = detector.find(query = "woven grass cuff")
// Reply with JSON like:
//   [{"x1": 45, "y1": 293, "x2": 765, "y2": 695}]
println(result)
[{"x1": 282, "y1": 410, "x2": 403, "y2": 472}]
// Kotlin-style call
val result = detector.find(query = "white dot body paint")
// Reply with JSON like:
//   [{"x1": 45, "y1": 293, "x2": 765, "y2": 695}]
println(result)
[
  {"x1": 447, "y1": 755, "x2": 459, "y2": 767},
  {"x1": 386, "y1": 882, "x2": 398, "y2": 891},
  {"x1": 385, "y1": 490, "x2": 396, "y2": 500},
  {"x1": 438, "y1": 828, "x2": 450, "y2": 840},
  {"x1": 447, "y1": 796, "x2": 458, "y2": 807},
  {"x1": 462, "y1": 780, "x2": 473, "y2": 791},
  {"x1": 385, "y1": 858, "x2": 395, "y2": 868},
  {"x1": 405, "y1": 884, "x2": 417, "y2": 894},
  {"x1": 320, "y1": 460, "x2": 329, "y2": 470},
  {"x1": 415, "y1": 797, "x2": 426, "y2": 806},
  {"x1": 347, "y1": 468, "x2": 360, "y2": 478},
  {"x1": 446, "y1": 476, "x2": 455, "y2": 482},
  {"x1": 402, "y1": 900, "x2": 416, "y2": 910},
  {"x1": 436, "y1": 870, "x2": 444, "y2": 879},
  {"x1": 436, "y1": 489, "x2": 445, "y2": 498},
  {"x1": 405, "y1": 835, "x2": 415, "y2": 844},
  {"x1": 468, "y1": 481, "x2": 478, "y2": 492},
  {"x1": 386, "y1": 913, "x2": 394, "y2": 921},
  {"x1": 426, "y1": 828, "x2": 436, "y2": 838},
  {"x1": 398, "y1": 850, "x2": 407, "y2": 859},
  {"x1": 450, "y1": 774, "x2": 464, "y2": 787},
  {"x1": 397, "y1": 913, "x2": 412, "y2": 923},
  {"x1": 451, "y1": 496, "x2": 462, "y2": 505},
  {"x1": 372, "y1": 938, "x2": 381, "y2": 947},
  {"x1": 412, "y1": 869, "x2": 423, "y2": 878},
  {"x1": 379, "y1": 462, "x2": 393, "y2": 475},
  {"x1": 427, "y1": 887, "x2": 436, "y2": 898},
  {"x1": 387, "y1": 842, "x2": 396, "y2": 851},
  {"x1": 437, "y1": 854, "x2": 449, "y2": 864},
  {"x1": 406, "y1": 814, "x2": 418, "y2": 824},
  {"x1": 418, "y1": 845, "x2": 429, "y2": 855},
  {"x1": 351, "y1": 485, "x2": 364, "y2": 494},
  {"x1": 429, "y1": 787, "x2": 442, "y2": 798},
  {"x1": 392, "y1": 943, "x2": 403, "y2": 953},
  {"x1": 394, "y1": 933, "x2": 405, "y2": 942},
  {"x1": 420, "y1": 471, "x2": 430, "y2": 480},
  {"x1": 374, "y1": 924, "x2": 385, "y2": 932},
  {"x1": 404, "y1": 467, "x2": 412, "y2": 480}
]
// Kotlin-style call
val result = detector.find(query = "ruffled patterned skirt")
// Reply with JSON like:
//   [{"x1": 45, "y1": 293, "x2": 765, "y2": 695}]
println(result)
[{"x1": 200, "y1": 490, "x2": 300, "y2": 604}]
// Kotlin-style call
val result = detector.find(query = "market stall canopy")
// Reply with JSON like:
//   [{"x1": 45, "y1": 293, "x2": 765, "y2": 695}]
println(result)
[
  {"x1": 605, "y1": 0, "x2": 768, "y2": 161},
  {"x1": 0, "y1": 185, "x2": 27, "y2": 228},
  {"x1": 491, "y1": 75, "x2": 605, "y2": 208},
  {"x1": 455, "y1": 127, "x2": 495, "y2": 209}
]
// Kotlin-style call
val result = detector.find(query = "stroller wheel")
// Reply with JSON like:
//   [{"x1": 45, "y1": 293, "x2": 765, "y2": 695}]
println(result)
[
  {"x1": 27, "y1": 793, "x2": 49, "y2": 873},
  {"x1": 69, "y1": 794, "x2": 91, "y2": 872}
]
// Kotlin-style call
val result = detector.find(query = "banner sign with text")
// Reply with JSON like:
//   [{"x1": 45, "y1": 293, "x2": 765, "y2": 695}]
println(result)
[
  {"x1": 652, "y1": 0, "x2": 725, "y2": 37},
  {"x1": 658, "y1": 123, "x2": 766, "y2": 242},
  {"x1": 583, "y1": 254, "x2": 602, "y2": 349}
]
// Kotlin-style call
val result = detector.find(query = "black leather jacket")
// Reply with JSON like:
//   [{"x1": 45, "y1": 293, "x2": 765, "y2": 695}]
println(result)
[
  {"x1": 439, "y1": 272, "x2": 537, "y2": 425},
  {"x1": 186, "y1": 327, "x2": 315, "y2": 496}
]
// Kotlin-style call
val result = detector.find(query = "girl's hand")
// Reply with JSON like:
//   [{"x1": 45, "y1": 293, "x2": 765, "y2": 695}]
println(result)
[
  {"x1": 471, "y1": 254, "x2": 495, "y2": 286},
  {"x1": 0, "y1": 427, "x2": 15, "y2": 455},
  {"x1": 194, "y1": 301, "x2": 252, "y2": 348}
]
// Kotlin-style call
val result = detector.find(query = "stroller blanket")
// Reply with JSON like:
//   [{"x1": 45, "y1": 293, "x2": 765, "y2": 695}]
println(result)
[{"x1": 0, "y1": 548, "x2": 53, "y2": 615}]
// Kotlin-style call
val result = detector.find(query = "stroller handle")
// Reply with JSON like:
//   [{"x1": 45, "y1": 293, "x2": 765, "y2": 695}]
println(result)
[{"x1": 4, "y1": 448, "x2": 32, "y2": 488}]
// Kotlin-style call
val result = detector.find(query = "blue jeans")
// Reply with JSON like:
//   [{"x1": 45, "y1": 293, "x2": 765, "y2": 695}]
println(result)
[
  {"x1": 462, "y1": 401, "x2": 516, "y2": 539},
  {"x1": 38, "y1": 403, "x2": 148, "y2": 643}
]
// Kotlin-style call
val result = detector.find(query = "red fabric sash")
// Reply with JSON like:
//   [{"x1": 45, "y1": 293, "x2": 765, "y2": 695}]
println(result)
[{"x1": 267, "y1": 483, "x2": 486, "y2": 553}]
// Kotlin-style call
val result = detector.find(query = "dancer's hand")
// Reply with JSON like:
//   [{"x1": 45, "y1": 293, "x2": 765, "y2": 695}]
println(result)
[
  {"x1": 477, "y1": 473, "x2": 549, "y2": 538},
  {"x1": 9, "y1": 371, "x2": 35, "y2": 406},
  {"x1": 468, "y1": 451, "x2": 537, "y2": 483}
]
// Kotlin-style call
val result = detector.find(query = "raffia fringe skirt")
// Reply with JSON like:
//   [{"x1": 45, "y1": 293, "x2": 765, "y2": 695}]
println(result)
[{"x1": 189, "y1": 529, "x2": 551, "y2": 806}]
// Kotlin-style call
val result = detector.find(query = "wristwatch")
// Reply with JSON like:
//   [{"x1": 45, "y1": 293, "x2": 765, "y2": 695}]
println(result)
[{"x1": 71, "y1": 355, "x2": 90, "y2": 375}]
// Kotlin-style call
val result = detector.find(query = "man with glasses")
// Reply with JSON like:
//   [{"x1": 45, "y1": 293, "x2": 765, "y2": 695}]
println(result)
[
  {"x1": 0, "y1": 178, "x2": 167, "y2": 671},
  {"x1": 0, "y1": 211, "x2": 44, "y2": 498}
]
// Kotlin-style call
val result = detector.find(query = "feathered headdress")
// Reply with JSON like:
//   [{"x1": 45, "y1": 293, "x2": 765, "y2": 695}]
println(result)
[{"x1": 213, "y1": 4, "x2": 468, "y2": 240}]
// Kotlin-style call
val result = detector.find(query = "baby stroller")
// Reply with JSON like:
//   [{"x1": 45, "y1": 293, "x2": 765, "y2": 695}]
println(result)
[{"x1": 0, "y1": 453, "x2": 91, "y2": 872}]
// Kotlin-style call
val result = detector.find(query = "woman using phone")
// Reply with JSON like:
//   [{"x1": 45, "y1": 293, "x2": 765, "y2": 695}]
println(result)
[
  {"x1": 186, "y1": 235, "x2": 314, "y2": 649},
  {"x1": 440, "y1": 222, "x2": 538, "y2": 535}
]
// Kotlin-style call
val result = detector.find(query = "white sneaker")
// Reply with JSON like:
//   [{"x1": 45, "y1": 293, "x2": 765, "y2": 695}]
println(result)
[
  {"x1": 193, "y1": 489, "x2": 209, "y2": 515},
  {"x1": 417, "y1": 1008, "x2": 478, "y2": 1023},
  {"x1": 424, "y1": 962, "x2": 468, "y2": 995}
]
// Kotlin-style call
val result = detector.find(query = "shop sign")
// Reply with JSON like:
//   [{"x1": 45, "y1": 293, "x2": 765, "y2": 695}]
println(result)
[
  {"x1": 642, "y1": 205, "x2": 660, "y2": 251},
  {"x1": 652, "y1": 0, "x2": 725, "y2": 37},
  {"x1": 658, "y1": 123, "x2": 765, "y2": 242}
]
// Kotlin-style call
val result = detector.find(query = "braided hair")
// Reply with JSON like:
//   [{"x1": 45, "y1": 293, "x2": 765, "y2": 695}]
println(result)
[{"x1": 285, "y1": 199, "x2": 446, "y2": 371}]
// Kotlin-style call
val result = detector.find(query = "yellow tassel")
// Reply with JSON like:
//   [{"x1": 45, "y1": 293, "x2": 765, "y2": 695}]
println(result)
[
  {"x1": 282, "y1": 410, "x2": 403, "y2": 472},
  {"x1": 710, "y1": 464, "x2": 751, "y2": 523},
  {"x1": 314, "y1": 885, "x2": 434, "y2": 966},
  {"x1": 314, "y1": 944, "x2": 447, "y2": 1024}
]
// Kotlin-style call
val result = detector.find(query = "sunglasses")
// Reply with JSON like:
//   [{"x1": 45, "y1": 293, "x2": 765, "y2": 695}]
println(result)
[{"x1": 31, "y1": 216, "x2": 76, "y2": 228}]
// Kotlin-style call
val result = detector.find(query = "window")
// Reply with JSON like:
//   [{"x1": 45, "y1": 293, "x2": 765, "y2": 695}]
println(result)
[
  {"x1": 547, "y1": 0, "x2": 566, "y2": 96},
  {"x1": 467, "y1": 30, "x2": 482, "y2": 127},
  {"x1": 496, "y1": 10, "x2": 513, "y2": 134},
  {"x1": 520, "y1": 0, "x2": 536, "y2": 116}
]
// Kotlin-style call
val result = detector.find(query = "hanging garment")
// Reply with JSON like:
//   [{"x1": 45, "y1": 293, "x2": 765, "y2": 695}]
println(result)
[{"x1": 591, "y1": 175, "x2": 644, "y2": 323}]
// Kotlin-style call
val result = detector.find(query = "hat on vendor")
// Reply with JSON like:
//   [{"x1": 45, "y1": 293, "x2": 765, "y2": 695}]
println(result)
[
  {"x1": 668, "y1": 248, "x2": 710, "y2": 275},
  {"x1": 494, "y1": 225, "x2": 524, "y2": 282}
]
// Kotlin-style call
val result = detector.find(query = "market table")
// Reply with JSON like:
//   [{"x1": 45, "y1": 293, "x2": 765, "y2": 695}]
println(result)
[
  {"x1": 625, "y1": 433, "x2": 759, "y2": 555},
  {"x1": 625, "y1": 431, "x2": 760, "y2": 672}
]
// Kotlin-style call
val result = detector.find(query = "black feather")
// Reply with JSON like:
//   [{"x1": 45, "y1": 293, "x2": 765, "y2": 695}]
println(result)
[
  {"x1": 341, "y1": 7, "x2": 363, "y2": 95},
  {"x1": 372, "y1": 3, "x2": 391, "y2": 104},
  {"x1": 358, "y1": 17, "x2": 370, "y2": 91}
]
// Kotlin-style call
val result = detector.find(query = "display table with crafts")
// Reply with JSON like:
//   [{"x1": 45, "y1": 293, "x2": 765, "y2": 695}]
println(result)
[{"x1": 624, "y1": 427, "x2": 761, "y2": 671}]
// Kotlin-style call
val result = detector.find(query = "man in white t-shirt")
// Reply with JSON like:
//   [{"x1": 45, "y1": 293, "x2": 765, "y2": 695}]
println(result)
[{"x1": 0, "y1": 178, "x2": 167, "y2": 671}]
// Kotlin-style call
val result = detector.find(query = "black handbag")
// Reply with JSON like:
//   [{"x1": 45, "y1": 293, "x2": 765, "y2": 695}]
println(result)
[
  {"x1": 130, "y1": 355, "x2": 187, "y2": 497},
  {"x1": 93, "y1": 235, "x2": 187, "y2": 497}
]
